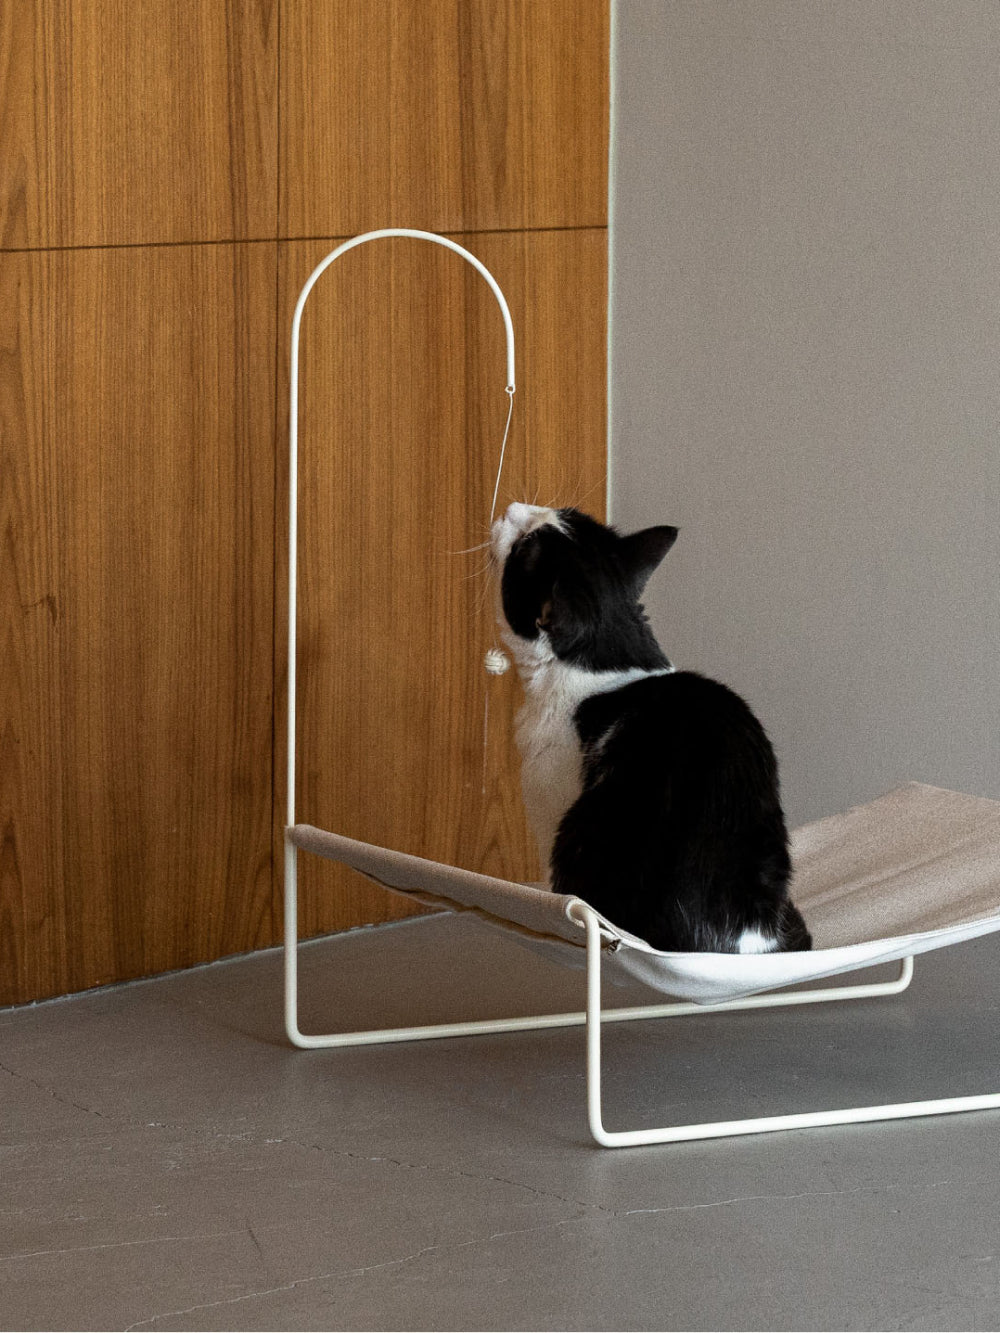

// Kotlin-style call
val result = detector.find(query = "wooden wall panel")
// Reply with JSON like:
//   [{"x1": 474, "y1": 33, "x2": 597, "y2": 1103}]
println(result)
[
  {"x1": 278, "y1": 229, "x2": 606, "y2": 938},
  {"x1": 0, "y1": 244, "x2": 276, "y2": 1005},
  {"x1": 2, "y1": 0, "x2": 607, "y2": 1003},
  {"x1": 280, "y1": 0, "x2": 609, "y2": 237},
  {"x1": 0, "y1": 0, "x2": 277, "y2": 249}
]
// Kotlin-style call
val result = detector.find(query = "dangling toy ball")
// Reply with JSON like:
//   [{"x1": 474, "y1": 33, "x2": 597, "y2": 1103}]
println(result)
[{"x1": 484, "y1": 647, "x2": 511, "y2": 675}]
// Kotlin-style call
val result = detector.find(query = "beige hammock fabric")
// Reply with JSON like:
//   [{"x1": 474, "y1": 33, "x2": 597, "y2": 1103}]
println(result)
[{"x1": 289, "y1": 783, "x2": 1000, "y2": 1005}]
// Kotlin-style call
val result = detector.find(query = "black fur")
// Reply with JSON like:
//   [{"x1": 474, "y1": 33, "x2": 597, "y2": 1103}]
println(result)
[
  {"x1": 502, "y1": 508, "x2": 811, "y2": 954},
  {"x1": 501, "y1": 510, "x2": 676, "y2": 673}
]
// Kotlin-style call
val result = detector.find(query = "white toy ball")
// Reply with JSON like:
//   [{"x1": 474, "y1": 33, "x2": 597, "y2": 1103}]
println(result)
[{"x1": 484, "y1": 647, "x2": 511, "y2": 675}]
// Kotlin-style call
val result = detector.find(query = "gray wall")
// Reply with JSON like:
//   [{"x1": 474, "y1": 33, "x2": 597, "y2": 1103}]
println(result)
[{"x1": 610, "y1": 0, "x2": 1000, "y2": 826}]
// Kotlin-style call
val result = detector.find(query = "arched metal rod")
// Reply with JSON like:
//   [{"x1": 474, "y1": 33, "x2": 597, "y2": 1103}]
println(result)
[
  {"x1": 286, "y1": 228, "x2": 515, "y2": 829},
  {"x1": 285, "y1": 230, "x2": 516, "y2": 1035}
]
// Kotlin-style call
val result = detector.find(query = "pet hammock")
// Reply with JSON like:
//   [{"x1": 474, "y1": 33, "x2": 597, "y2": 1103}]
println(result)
[{"x1": 284, "y1": 230, "x2": 1000, "y2": 1148}]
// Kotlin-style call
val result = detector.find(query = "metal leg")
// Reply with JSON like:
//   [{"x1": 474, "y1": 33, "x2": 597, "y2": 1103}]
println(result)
[
  {"x1": 284, "y1": 839, "x2": 630, "y2": 1048},
  {"x1": 578, "y1": 905, "x2": 1000, "y2": 1148},
  {"x1": 285, "y1": 838, "x2": 912, "y2": 1051}
]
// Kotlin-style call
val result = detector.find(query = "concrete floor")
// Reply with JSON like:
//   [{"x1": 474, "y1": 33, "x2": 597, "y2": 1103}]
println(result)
[{"x1": 3, "y1": 912, "x2": 1000, "y2": 1333}]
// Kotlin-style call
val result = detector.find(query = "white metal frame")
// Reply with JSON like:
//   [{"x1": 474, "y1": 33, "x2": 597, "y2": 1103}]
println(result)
[
  {"x1": 572, "y1": 905, "x2": 1000, "y2": 1146},
  {"x1": 285, "y1": 834, "x2": 916, "y2": 1050},
  {"x1": 284, "y1": 230, "x2": 1000, "y2": 1147}
]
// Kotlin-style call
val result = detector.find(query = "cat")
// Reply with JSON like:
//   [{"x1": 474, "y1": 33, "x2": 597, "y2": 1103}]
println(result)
[{"x1": 490, "y1": 502, "x2": 811, "y2": 954}]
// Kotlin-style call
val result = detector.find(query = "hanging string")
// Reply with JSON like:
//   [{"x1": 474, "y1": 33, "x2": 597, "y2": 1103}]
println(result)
[
  {"x1": 490, "y1": 386, "x2": 516, "y2": 526},
  {"x1": 482, "y1": 386, "x2": 516, "y2": 795}
]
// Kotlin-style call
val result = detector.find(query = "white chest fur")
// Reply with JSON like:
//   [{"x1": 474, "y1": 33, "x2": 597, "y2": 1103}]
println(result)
[
  {"x1": 511, "y1": 650, "x2": 666, "y2": 871},
  {"x1": 515, "y1": 672, "x2": 587, "y2": 874}
]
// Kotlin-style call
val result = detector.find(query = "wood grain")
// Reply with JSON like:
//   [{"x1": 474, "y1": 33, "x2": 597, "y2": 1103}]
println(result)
[
  {"x1": 276, "y1": 229, "x2": 606, "y2": 938},
  {"x1": 2, "y1": 0, "x2": 608, "y2": 1002},
  {"x1": 0, "y1": 0, "x2": 277, "y2": 249},
  {"x1": 280, "y1": 0, "x2": 609, "y2": 238},
  {"x1": 0, "y1": 244, "x2": 277, "y2": 1005}
]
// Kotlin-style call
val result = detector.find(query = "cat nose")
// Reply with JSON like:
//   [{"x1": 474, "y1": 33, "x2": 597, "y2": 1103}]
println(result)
[{"x1": 505, "y1": 502, "x2": 533, "y2": 528}]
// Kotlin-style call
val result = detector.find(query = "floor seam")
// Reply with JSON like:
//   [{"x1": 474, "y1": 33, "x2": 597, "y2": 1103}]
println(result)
[
  {"x1": 122, "y1": 1212, "x2": 594, "y2": 1331},
  {"x1": 0, "y1": 1060, "x2": 115, "y2": 1122}
]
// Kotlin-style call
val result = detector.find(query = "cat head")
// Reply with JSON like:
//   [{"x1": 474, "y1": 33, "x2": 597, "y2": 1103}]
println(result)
[{"x1": 490, "y1": 503, "x2": 678, "y2": 673}]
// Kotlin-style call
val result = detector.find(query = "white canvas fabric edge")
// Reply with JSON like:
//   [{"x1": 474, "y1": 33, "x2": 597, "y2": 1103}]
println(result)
[{"x1": 587, "y1": 909, "x2": 1000, "y2": 1004}]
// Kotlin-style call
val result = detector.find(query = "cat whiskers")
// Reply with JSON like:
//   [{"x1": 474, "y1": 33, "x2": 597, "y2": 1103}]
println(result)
[
  {"x1": 460, "y1": 560, "x2": 493, "y2": 582},
  {"x1": 446, "y1": 539, "x2": 492, "y2": 555},
  {"x1": 563, "y1": 474, "x2": 605, "y2": 513},
  {"x1": 476, "y1": 558, "x2": 500, "y2": 618},
  {"x1": 445, "y1": 537, "x2": 500, "y2": 620}
]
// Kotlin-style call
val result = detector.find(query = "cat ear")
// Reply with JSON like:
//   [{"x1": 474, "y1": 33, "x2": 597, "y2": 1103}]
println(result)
[{"x1": 619, "y1": 525, "x2": 678, "y2": 593}]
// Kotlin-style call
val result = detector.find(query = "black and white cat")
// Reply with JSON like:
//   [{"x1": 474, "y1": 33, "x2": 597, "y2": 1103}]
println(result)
[{"x1": 491, "y1": 502, "x2": 811, "y2": 954}]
